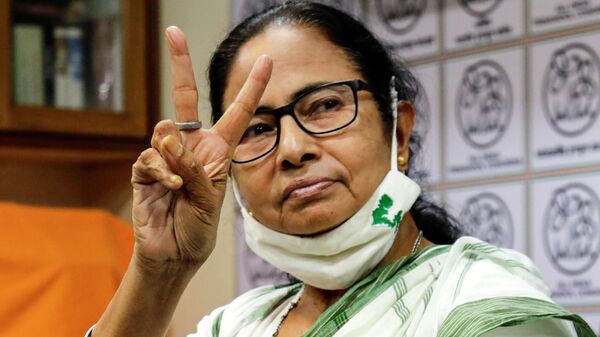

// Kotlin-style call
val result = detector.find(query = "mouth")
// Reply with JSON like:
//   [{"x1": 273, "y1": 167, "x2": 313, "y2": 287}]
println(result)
[{"x1": 283, "y1": 178, "x2": 336, "y2": 202}]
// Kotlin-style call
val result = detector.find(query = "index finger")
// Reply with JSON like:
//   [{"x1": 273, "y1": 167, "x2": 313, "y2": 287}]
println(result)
[
  {"x1": 213, "y1": 54, "x2": 273, "y2": 147},
  {"x1": 166, "y1": 26, "x2": 199, "y2": 122}
]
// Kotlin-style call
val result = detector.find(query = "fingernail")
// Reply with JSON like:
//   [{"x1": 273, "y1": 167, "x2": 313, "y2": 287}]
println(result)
[
  {"x1": 166, "y1": 26, "x2": 178, "y2": 35},
  {"x1": 170, "y1": 175, "x2": 182, "y2": 184},
  {"x1": 161, "y1": 134, "x2": 172, "y2": 145},
  {"x1": 165, "y1": 27, "x2": 174, "y2": 40},
  {"x1": 165, "y1": 26, "x2": 179, "y2": 44},
  {"x1": 257, "y1": 54, "x2": 271, "y2": 68}
]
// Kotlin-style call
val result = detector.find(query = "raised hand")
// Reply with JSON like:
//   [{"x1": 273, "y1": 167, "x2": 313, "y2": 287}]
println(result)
[{"x1": 131, "y1": 26, "x2": 272, "y2": 268}]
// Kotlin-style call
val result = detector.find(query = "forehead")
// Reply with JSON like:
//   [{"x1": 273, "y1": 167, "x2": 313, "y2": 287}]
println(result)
[{"x1": 223, "y1": 25, "x2": 363, "y2": 108}]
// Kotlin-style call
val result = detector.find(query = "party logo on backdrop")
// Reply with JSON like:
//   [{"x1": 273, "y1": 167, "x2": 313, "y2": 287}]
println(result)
[
  {"x1": 544, "y1": 183, "x2": 600, "y2": 275},
  {"x1": 456, "y1": 60, "x2": 513, "y2": 149},
  {"x1": 459, "y1": 192, "x2": 514, "y2": 248},
  {"x1": 458, "y1": 0, "x2": 503, "y2": 26},
  {"x1": 543, "y1": 43, "x2": 600, "y2": 137},
  {"x1": 375, "y1": 0, "x2": 427, "y2": 35}
]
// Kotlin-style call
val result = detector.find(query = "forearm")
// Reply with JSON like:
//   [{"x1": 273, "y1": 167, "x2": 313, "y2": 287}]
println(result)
[{"x1": 92, "y1": 255, "x2": 199, "y2": 337}]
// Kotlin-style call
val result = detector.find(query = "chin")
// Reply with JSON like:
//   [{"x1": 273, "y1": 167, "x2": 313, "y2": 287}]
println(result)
[{"x1": 279, "y1": 206, "x2": 348, "y2": 236}]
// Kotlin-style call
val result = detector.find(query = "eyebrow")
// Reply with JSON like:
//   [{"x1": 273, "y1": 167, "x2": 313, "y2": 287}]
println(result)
[{"x1": 254, "y1": 81, "x2": 328, "y2": 114}]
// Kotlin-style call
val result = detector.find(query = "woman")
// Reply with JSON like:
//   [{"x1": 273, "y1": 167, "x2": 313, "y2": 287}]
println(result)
[{"x1": 88, "y1": 2, "x2": 594, "y2": 337}]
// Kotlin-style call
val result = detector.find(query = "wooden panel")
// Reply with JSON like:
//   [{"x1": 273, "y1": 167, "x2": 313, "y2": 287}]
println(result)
[
  {"x1": 0, "y1": 0, "x2": 10, "y2": 127},
  {"x1": 83, "y1": 163, "x2": 133, "y2": 224},
  {"x1": 0, "y1": 145, "x2": 140, "y2": 164},
  {"x1": 0, "y1": 0, "x2": 157, "y2": 139},
  {"x1": 0, "y1": 132, "x2": 146, "y2": 164},
  {"x1": 5, "y1": 106, "x2": 146, "y2": 137},
  {"x1": 0, "y1": 163, "x2": 85, "y2": 208},
  {"x1": 0, "y1": 0, "x2": 160, "y2": 166},
  {"x1": 122, "y1": 0, "x2": 149, "y2": 137},
  {"x1": 145, "y1": 0, "x2": 160, "y2": 136}
]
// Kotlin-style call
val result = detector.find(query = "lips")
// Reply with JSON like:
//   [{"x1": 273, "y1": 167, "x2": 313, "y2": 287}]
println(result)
[{"x1": 283, "y1": 177, "x2": 335, "y2": 201}]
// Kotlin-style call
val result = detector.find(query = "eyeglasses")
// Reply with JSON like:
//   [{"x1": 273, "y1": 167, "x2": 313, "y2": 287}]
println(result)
[{"x1": 232, "y1": 79, "x2": 372, "y2": 164}]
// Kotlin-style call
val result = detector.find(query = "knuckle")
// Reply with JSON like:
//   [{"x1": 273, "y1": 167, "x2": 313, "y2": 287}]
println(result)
[
  {"x1": 135, "y1": 150, "x2": 163, "y2": 175},
  {"x1": 171, "y1": 86, "x2": 198, "y2": 106},
  {"x1": 172, "y1": 91, "x2": 199, "y2": 112},
  {"x1": 151, "y1": 122, "x2": 171, "y2": 148},
  {"x1": 150, "y1": 134, "x2": 159, "y2": 149},
  {"x1": 132, "y1": 161, "x2": 141, "y2": 172},
  {"x1": 172, "y1": 85, "x2": 197, "y2": 93},
  {"x1": 154, "y1": 119, "x2": 175, "y2": 131},
  {"x1": 138, "y1": 148, "x2": 155, "y2": 164}
]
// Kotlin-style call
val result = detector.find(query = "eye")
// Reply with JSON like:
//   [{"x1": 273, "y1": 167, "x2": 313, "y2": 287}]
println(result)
[
  {"x1": 312, "y1": 97, "x2": 343, "y2": 114},
  {"x1": 241, "y1": 123, "x2": 276, "y2": 140}
]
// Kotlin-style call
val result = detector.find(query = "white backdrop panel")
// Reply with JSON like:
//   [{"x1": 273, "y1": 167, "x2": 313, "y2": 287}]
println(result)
[
  {"x1": 445, "y1": 182, "x2": 527, "y2": 253},
  {"x1": 444, "y1": 48, "x2": 526, "y2": 181},
  {"x1": 578, "y1": 312, "x2": 600, "y2": 336},
  {"x1": 365, "y1": 0, "x2": 440, "y2": 60},
  {"x1": 531, "y1": 173, "x2": 600, "y2": 306},
  {"x1": 529, "y1": 31, "x2": 600, "y2": 171},
  {"x1": 413, "y1": 63, "x2": 442, "y2": 184},
  {"x1": 529, "y1": 0, "x2": 600, "y2": 34},
  {"x1": 444, "y1": 0, "x2": 524, "y2": 51}
]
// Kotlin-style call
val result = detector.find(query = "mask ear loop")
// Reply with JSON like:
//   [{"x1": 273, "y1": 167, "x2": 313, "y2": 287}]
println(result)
[
  {"x1": 390, "y1": 76, "x2": 399, "y2": 172},
  {"x1": 231, "y1": 176, "x2": 249, "y2": 211}
]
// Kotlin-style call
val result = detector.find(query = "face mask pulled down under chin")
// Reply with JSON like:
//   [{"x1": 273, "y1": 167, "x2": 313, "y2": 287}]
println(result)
[{"x1": 233, "y1": 169, "x2": 421, "y2": 290}]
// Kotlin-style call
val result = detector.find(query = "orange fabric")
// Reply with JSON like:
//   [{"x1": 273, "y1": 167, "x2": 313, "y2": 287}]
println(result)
[{"x1": 0, "y1": 202, "x2": 133, "y2": 337}]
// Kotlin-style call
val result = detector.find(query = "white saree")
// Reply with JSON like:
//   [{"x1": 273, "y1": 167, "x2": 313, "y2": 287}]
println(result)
[{"x1": 189, "y1": 237, "x2": 594, "y2": 337}]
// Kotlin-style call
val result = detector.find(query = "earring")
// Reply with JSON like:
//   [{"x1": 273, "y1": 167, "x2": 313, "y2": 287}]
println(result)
[{"x1": 397, "y1": 155, "x2": 407, "y2": 167}]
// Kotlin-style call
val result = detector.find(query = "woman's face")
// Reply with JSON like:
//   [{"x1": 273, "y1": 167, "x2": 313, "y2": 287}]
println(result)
[{"x1": 226, "y1": 26, "x2": 393, "y2": 235}]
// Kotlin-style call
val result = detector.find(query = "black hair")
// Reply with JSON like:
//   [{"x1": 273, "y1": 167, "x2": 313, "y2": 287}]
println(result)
[{"x1": 208, "y1": 1, "x2": 461, "y2": 244}]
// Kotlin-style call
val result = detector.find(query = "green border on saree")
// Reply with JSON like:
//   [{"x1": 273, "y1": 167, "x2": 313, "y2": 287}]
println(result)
[
  {"x1": 438, "y1": 297, "x2": 596, "y2": 337},
  {"x1": 212, "y1": 310, "x2": 224, "y2": 337},
  {"x1": 302, "y1": 244, "x2": 451, "y2": 337}
]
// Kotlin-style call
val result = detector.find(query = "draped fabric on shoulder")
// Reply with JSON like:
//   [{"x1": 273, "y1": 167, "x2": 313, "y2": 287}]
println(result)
[{"x1": 189, "y1": 237, "x2": 595, "y2": 337}]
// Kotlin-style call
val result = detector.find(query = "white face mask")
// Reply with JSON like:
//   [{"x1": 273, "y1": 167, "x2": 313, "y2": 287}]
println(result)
[{"x1": 232, "y1": 78, "x2": 421, "y2": 290}]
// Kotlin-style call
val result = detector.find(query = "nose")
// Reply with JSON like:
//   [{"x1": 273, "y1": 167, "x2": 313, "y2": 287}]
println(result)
[{"x1": 275, "y1": 115, "x2": 320, "y2": 170}]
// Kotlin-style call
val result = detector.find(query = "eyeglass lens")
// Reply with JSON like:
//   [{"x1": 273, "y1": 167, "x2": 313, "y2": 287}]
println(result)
[{"x1": 233, "y1": 83, "x2": 357, "y2": 163}]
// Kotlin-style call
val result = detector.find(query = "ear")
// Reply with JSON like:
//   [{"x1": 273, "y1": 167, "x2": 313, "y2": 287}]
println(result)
[{"x1": 395, "y1": 100, "x2": 416, "y2": 167}]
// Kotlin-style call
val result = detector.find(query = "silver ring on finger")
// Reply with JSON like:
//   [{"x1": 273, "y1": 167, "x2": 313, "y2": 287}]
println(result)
[{"x1": 175, "y1": 121, "x2": 203, "y2": 131}]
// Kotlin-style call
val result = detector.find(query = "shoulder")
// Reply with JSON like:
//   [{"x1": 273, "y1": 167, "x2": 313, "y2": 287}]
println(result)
[
  {"x1": 433, "y1": 237, "x2": 590, "y2": 337},
  {"x1": 444, "y1": 236, "x2": 551, "y2": 305},
  {"x1": 187, "y1": 283, "x2": 302, "y2": 337}
]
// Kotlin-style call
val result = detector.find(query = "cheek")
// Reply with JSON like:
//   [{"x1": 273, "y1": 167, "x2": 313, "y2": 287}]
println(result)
[
  {"x1": 347, "y1": 140, "x2": 390, "y2": 184},
  {"x1": 336, "y1": 119, "x2": 391, "y2": 191},
  {"x1": 344, "y1": 114, "x2": 390, "y2": 163},
  {"x1": 233, "y1": 166, "x2": 278, "y2": 215}
]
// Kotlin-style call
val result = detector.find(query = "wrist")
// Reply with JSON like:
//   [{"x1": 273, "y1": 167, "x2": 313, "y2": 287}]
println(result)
[{"x1": 132, "y1": 247, "x2": 202, "y2": 281}]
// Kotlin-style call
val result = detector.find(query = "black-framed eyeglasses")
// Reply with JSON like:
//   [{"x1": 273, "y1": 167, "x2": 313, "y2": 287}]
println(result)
[{"x1": 232, "y1": 79, "x2": 372, "y2": 164}]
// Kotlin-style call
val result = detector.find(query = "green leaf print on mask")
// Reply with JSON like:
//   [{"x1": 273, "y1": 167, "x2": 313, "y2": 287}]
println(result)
[{"x1": 372, "y1": 194, "x2": 403, "y2": 229}]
